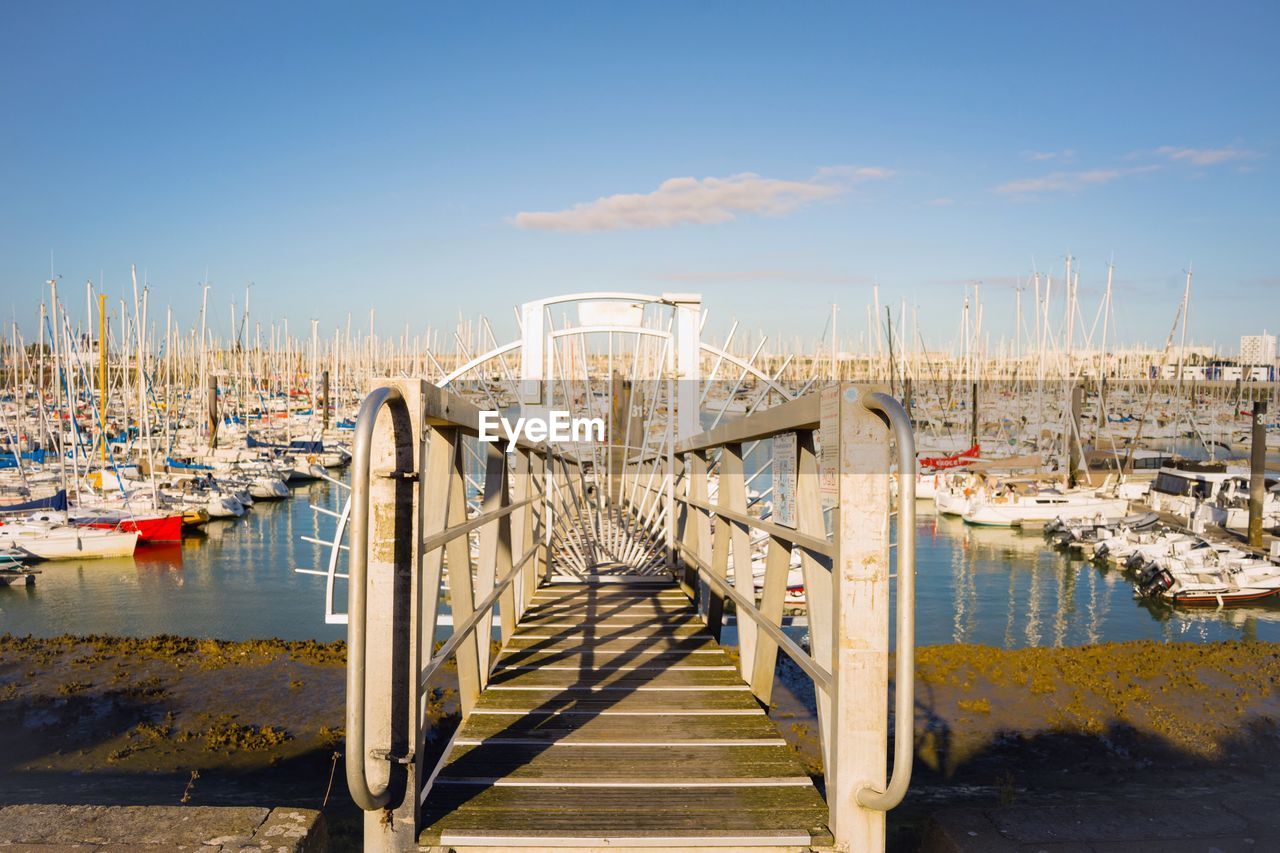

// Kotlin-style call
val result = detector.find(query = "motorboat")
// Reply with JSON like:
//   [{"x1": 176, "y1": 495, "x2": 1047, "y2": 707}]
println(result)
[{"x1": 962, "y1": 480, "x2": 1130, "y2": 528}]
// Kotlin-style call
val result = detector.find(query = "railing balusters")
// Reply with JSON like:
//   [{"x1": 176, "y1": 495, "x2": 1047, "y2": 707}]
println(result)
[
  {"x1": 750, "y1": 528, "x2": 791, "y2": 703},
  {"x1": 722, "y1": 442, "x2": 758, "y2": 679},
  {"x1": 445, "y1": 436, "x2": 483, "y2": 714},
  {"x1": 669, "y1": 385, "x2": 915, "y2": 851},
  {"x1": 341, "y1": 375, "x2": 911, "y2": 853},
  {"x1": 795, "y1": 429, "x2": 835, "y2": 775},
  {"x1": 473, "y1": 441, "x2": 509, "y2": 671}
]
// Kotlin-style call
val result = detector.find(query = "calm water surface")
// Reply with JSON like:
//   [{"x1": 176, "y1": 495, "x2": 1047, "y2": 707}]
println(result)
[
  {"x1": 0, "y1": 480, "x2": 348, "y2": 642},
  {"x1": 4, "y1": 481, "x2": 1280, "y2": 647}
]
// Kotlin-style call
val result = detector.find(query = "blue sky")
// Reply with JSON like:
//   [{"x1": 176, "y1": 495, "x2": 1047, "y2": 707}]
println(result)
[{"x1": 1, "y1": 2, "x2": 1276, "y2": 352}]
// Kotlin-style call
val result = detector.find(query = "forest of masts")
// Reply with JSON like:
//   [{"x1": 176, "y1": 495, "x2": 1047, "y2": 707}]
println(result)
[{"x1": 2, "y1": 260, "x2": 1264, "y2": 423}]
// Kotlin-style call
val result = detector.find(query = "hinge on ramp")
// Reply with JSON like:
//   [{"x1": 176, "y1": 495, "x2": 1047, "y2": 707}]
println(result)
[
  {"x1": 374, "y1": 468, "x2": 419, "y2": 481},
  {"x1": 369, "y1": 748, "x2": 415, "y2": 765}
]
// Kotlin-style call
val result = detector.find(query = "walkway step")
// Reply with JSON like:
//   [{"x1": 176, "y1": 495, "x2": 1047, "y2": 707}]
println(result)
[
  {"x1": 420, "y1": 579, "x2": 831, "y2": 849},
  {"x1": 487, "y1": 667, "x2": 746, "y2": 688},
  {"x1": 419, "y1": 787, "x2": 832, "y2": 848},
  {"x1": 495, "y1": 648, "x2": 725, "y2": 668},
  {"x1": 512, "y1": 624, "x2": 711, "y2": 640},
  {"x1": 436, "y1": 743, "x2": 810, "y2": 781},
  {"x1": 473, "y1": 690, "x2": 760, "y2": 713},
  {"x1": 504, "y1": 635, "x2": 719, "y2": 652},
  {"x1": 455, "y1": 712, "x2": 782, "y2": 744}
]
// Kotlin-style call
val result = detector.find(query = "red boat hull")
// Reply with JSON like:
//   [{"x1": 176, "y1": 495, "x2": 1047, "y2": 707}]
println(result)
[
  {"x1": 1168, "y1": 588, "x2": 1280, "y2": 606},
  {"x1": 82, "y1": 515, "x2": 183, "y2": 543}
]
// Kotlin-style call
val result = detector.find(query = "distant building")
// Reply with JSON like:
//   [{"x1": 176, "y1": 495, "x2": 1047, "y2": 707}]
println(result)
[{"x1": 1240, "y1": 333, "x2": 1276, "y2": 365}]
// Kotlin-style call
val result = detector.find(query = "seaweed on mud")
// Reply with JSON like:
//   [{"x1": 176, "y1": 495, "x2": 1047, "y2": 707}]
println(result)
[
  {"x1": 318, "y1": 725, "x2": 344, "y2": 748},
  {"x1": 201, "y1": 714, "x2": 292, "y2": 752},
  {"x1": 105, "y1": 714, "x2": 175, "y2": 763},
  {"x1": 0, "y1": 633, "x2": 347, "y2": 670}
]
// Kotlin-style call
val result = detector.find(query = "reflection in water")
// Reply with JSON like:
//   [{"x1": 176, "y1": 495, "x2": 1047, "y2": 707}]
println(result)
[
  {"x1": 5, "y1": 487, "x2": 1280, "y2": 648},
  {"x1": 912, "y1": 508, "x2": 1280, "y2": 648},
  {"x1": 0, "y1": 480, "x2": 346, "y2": 642}
]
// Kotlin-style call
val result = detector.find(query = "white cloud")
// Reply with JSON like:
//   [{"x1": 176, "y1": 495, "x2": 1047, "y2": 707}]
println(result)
[
  {"x1": 813, "y1": 165, "x2": 896, "y2": 181},
  {"x1": 1155, "y1": 146, "x2": 1261, "y2": 166},
  {"x1": 1022, "y1": 149, "x2": 1076, "y2": 162},
  {"x1": 995, "y1": 165, "x2": 1159, "y2": 195},
  {"x1": 512, "y1": 166, "x2": 892, "y2": 232},
  {"x1": 925, "y1": 197, "x2": 955, "y2": 206}
]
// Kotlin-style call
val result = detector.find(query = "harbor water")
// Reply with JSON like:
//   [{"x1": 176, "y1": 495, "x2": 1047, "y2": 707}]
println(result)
[{"x1": 3, "y1": 481, "x2": 1279, "y2": 647}]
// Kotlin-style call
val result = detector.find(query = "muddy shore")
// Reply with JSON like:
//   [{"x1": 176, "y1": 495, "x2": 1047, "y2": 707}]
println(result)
[{"x1": 3, "y1": 634, "x2": 1277, "y2": 851}]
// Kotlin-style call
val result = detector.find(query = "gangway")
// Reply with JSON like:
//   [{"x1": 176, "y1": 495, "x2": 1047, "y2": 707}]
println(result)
[{"x1": 307, "y1": 293, "x2": 916, "y2": 852}]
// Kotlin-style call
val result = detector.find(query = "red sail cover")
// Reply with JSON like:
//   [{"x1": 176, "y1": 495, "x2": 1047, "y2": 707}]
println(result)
[{"x1": 919, "y1": 444, "x2": 981, "y2": 470}]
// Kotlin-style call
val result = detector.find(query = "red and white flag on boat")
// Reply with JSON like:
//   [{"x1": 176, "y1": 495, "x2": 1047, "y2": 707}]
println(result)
[{"x1": 918, "y1": 444, "x2": 981, "y2": 470}]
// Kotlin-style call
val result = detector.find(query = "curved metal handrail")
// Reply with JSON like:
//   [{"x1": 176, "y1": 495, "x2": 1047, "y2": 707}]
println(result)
[
  {"x1": 855, "y1": 390, "x2": 916, "y2": 811},
  {"x1": 346, "y1": 385, "x2": 404, "y2": 811}
]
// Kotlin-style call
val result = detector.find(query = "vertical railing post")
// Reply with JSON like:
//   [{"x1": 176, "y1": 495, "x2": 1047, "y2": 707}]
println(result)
[
  {"x1": 722, "y1": 442, "x2": 757, "y2": 679},
  {"x1": 445, "y1": 436, "x2": 483, "y2": 716},
  {"x1": 676, "y1": 451, "x2": 698, "y2": 598},
  {"x1": 533, "y1": 451, "x2": 550, "y2": 585},
  {"x1": 417, "y1": 423, "x2": 457, "y2": 712},
  {"x1": 795, "y1": 429, "x2": 834, "y2": 777},
  {"x1": 473, "y1": 441, "x2": 506, "y2": 677},
  {"x1": 749, "y1": 519, "x2": 790, "y2": 704},
  {"x1": 350, "y1": 380, "x2": 421, "y2": 852},
  {"x1": 706, "y1": 447, "x2": 733, "y2": 641},
  {"x1": 512, "y1": 447, "x2": 537, "y2": 618},
  {"x1": 481, "y1": 442, "x2": 517, "y2": 648},
  {"x1": 829, "y1": 384, "x2": 893, "y2": 850},
  {"x1": 673, "y1": 294, "x2": 701, "y2": 573}
]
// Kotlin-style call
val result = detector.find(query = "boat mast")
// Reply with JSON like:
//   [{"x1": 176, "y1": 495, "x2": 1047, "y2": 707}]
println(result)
[
  {"x1": 132, "y1": 266, "x2": 160, "y2": 503},
  {"x1": 46, "y1": 277, "x2": 69, "y2": 501},
  {"x1": 98, "y1": 290, "x2": 108, "y2": 472},
  {"x1": 1174, "y1": 265, "x2": 1192, "y2": 393},
  {"x1": 198, "y1": 278, "x2": 210, "y2": 447}
]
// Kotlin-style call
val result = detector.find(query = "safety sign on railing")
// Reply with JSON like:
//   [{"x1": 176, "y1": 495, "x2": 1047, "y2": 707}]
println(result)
[{"x1": 819, "y1": 385, "x2": 839, "y2": 508}]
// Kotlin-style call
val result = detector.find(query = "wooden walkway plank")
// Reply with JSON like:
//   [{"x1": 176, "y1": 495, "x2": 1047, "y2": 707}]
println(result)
[
  {"x1": 486, "y1": 667, "x2": 748, "y2": 688},
  {"x1": 436, "y1": 743, "x2": 811, "y2": 781},
  {"x1": 472, "y1": 690, "x2": 761, "y2": 713},
  {"x1": 419, "y1": 579, "x2": 832, "y2": 850}
]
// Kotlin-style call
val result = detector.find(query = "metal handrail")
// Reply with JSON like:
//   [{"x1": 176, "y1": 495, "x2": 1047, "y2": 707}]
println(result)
[
  {"x1": 346, "y1": 385, "x2": 403, "y2": 811},
  {"x1": 855, "y1": 390, "x2": 916, "y2": 811},
  {"x1": 418, "y1": 542, "x2": 540, "y2": 691},
  {"x1": 679, "y1": 495, "x2": 834, "y2": 558},
  {"x1": 679, "y1": 543, "x2": 834, "y2": 694}
]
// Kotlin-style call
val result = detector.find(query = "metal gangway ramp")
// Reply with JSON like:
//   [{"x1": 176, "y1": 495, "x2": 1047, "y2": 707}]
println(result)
[{"x1": 309, "y1": 293, "x2": 915, "y2": 852}]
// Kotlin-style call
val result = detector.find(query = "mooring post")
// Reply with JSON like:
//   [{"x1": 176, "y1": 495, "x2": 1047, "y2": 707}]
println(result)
[
  {"x1": 321, "y1": 369, "x2": 330, "y2": 430},
  {"x1": 207, "y1": 374, "x2": 218, "y2": 450},
  {"x1": 1249, "y1": 397, "x2": 1268, "y2": 549},
  {"x1": 830, "y1": 384, "x2": 893, "y2": 850},
  {"x1": 1068, "y1": 382, "x2": 1084, "y2": 488},
  {"x1": 1097, "y1": 376, "x2": 1109, "y2": 441},
  {"x1": 969, "y1": 381, "x2": 978, "y2": 449}
]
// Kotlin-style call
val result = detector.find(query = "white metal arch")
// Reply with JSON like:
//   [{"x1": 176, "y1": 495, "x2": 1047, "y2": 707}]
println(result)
[
  {"x1": 698, "y1": 342, "x2": 794, "y2": 400},
  {"x1": 437, "y1": 340, "x2": 521, "y2": 388}
]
